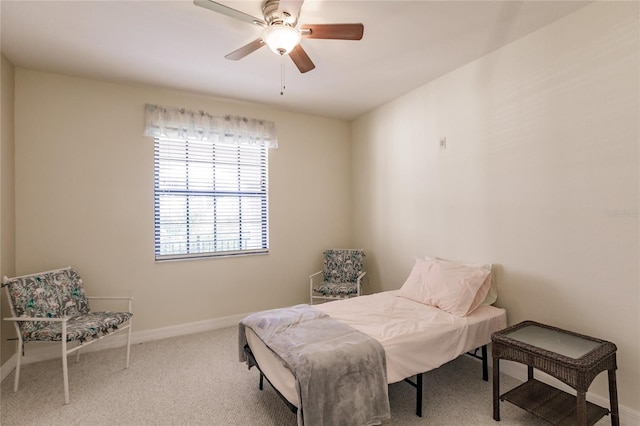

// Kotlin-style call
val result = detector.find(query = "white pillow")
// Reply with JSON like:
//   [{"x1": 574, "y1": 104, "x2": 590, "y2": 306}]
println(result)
[
  {"x1": 427, "y1": 256, "x2": 497, "y2": 305},
  {"x1": 399, "y1": 258, "x2": 491, "y2": 316},
  {"x1": 398, "y1": 258, "x2": 428, "y2": 304}
]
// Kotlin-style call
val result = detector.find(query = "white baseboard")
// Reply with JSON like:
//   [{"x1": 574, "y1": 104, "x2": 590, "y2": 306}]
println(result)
[
  {"x1": 498, "y1": 359, "x2": 639, "y2": 426},
  {"x1": 1, "y1": 312, "x2": 247, "y2": 383}
]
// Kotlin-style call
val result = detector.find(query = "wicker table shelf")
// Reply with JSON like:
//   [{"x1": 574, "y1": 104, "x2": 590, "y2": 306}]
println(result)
[
  {"x1": 501, "y1": 378, "x2": 609, "y2": 425},
  {"x1": 492, "y1": 321, "x2": 619, "y2": 426}
]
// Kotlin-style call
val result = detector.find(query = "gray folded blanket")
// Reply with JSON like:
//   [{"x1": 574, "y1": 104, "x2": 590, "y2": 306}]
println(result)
[{"x1": 239, "y1": 304, "x2": 390, "y2": 426}]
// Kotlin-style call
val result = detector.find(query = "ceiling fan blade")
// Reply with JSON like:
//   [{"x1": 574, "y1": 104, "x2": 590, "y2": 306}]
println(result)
[
  {"x1": 193, "y1": 0, "x2": 266, "y2": 26},
  {"x1": 289, "y1": 44, "x2": 315, "y2": 73},
  {"x1": 225, "y1": 38, "x2": 265, "y2": 61},
  {"x1": 300, "y1": 23, "x2": 364, "y2": 40}
]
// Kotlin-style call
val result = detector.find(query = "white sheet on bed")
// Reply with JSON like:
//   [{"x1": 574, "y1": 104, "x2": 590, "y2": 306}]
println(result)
[
  {"x1": 245, "y1": 290, "x2": 507, "y2": 407},
  {"x1": 315, "y1": 290, "x2": 507, "y2": 383}
]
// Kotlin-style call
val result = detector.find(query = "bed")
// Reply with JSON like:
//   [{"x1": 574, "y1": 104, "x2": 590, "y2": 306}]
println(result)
[{"x1": 240, "y1": 258, "x2": 508, "y2": 425}]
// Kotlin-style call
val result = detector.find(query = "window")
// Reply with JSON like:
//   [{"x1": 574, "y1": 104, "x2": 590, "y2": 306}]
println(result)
[{"x1": 154, "y1": 137, "x2": 269, "y2": 260}]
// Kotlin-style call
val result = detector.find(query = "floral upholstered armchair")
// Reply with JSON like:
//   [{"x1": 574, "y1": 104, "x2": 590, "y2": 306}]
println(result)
[
  {"x1": 2, "y1": 266, "x2": 133, "y2": 404},
  {"x1": 309, "y1": 249, "x2": 366, "y2": 304}
]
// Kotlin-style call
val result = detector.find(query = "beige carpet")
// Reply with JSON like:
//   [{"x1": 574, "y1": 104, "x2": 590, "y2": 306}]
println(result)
[{"x1": 0, "y1": 326, "x2": 611, "y2": 425}]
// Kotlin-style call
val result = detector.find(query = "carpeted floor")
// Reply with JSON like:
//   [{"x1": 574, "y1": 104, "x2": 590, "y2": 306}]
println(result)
[{"x1": 0, "y1": 326, "x2": 611, "y2": 425}]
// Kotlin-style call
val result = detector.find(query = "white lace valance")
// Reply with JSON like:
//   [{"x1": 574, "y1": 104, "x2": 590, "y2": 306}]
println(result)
[{"x1": 143, "y1": 104, "x2": 278, "y2": 149}]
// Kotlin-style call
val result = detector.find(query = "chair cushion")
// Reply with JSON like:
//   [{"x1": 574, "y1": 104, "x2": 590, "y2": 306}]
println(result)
[
  {"x1": 6, "y1": 273, "x2": 60, "y2": 320},
  {"x1": 313, "y1": 282, "x2": 358, "y2": 296},
  {"x1": 6, "y1": 267, "x2": 90, "y2": 319},
  {"x1": 21, "y1": 311, "x2": 133, "y2": 342},
  {"x1": 51, "y1": 268, "x2": 91, "y2": 317},
  {"x1": 322, "y1": 249, "x2": 364, "y2": 284}
]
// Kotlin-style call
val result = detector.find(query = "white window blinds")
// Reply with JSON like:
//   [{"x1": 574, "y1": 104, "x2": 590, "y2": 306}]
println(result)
[{"x1": 154, "y1": 137, "x2": 269, "y2": 260}]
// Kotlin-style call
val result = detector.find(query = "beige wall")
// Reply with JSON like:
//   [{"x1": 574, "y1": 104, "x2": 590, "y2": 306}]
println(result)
[
  {"x1": 352, "y1": 2, "x2": 639, "y2": 410},
  {"x1": 4, "y1": 0, "x2": 639, "y2": 415},
  {"x1": 11, "y1": 70, "x2": 352, "y2": 337},
  {"x1": 1, "y1": 54, "x2": 17, "y2": 365}
]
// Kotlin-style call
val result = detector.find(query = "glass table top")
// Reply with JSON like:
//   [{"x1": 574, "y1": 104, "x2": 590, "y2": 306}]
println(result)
[{"x1": 504, "y1": 325, "x2": 601, "y2": 359}]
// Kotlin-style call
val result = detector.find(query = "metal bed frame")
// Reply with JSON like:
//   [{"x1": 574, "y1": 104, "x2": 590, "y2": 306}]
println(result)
[{"x1": 243, "y1": 343, "x2": 489, "y2": 418}]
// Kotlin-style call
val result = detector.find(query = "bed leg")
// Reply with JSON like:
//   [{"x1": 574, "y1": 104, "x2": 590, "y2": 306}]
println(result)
[
  {"x1": 416, "y1": 373, "x2": 423, "y2": 417},
  {"x1": 259, "y1": 372, "x2": 264, "y2": 390},
  {"x1": 482, "y1": 345, "x2": 488, "y2": 381}
]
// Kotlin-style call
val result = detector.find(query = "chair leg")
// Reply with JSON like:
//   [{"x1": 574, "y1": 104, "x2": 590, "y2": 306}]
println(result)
[
  {"x1": 13, "y1": 341, "x2": 22, "y2": 393},
  {"x1": 62, "y1": 339, "x2": 70, "y2": 404},
  {"x1": 60, "y1": 321, "x2": 70, "y2": 405},
  {"x1": 125, "y1": 320, "x2": 132, "y2": 369},
  {"x1": 75, "y1": 346, "x2": 81, "y2": 363}
]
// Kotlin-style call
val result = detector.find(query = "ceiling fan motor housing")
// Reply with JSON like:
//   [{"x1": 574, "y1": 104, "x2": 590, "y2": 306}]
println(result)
[{"x1": 263, "y1": 0, "x2": 297, "y2": 26}]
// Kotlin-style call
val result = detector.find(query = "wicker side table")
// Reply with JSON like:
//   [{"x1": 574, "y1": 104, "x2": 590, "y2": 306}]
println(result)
[{"x1": 492, "y1": 320, "x2": 619, "y2": 426}]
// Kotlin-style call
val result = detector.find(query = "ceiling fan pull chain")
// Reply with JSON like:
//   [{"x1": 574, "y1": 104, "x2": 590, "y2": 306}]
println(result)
[{"x1": 280, "y1": 56, "x2": 286, "y2": 96}]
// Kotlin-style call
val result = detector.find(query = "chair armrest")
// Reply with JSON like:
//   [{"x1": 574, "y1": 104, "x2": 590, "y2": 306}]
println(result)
[
  {"x1": 356, "y1": 272, "x2": 367, "y2": 294},
  {"x1": 309, "y1": 271, "x2": 323, "y2": 287},
  {"x1": 86, "y1": 297, "x2": 134, "y2": 301},
  {"x1": 309, "y1": 271, "x2": 322, "y2": 280},
  {"x1": 4, "y1": 316, "x2": 68, "y2": 323}
]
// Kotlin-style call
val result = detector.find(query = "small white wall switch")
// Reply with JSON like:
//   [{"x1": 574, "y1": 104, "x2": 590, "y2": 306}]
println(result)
[{"x1": 440, "y1": 137, "x2": 447, "y2": 150}]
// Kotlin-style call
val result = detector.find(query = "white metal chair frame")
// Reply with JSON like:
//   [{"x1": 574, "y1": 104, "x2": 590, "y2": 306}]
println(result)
[{"x1": 2, "y1": 270, "x2": 133, "y2": 405}]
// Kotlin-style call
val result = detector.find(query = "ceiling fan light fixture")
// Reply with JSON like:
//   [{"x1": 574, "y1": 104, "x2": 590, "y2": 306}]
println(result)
[{"x1": 262, "y1": 24, "x2": 301, "y2": 55}]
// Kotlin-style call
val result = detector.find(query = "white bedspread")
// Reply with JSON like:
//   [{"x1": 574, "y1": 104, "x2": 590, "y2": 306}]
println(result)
[
  {"x1": 315, "y1": 290, "x2": 507, "y2": 383},
  {"x1": 245, "y1": 290, "x2": 507, "y2": 407}
]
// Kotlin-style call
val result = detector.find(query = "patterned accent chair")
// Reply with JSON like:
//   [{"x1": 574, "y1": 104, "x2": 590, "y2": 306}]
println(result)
[
  {"x1": 309, "y1": 249, "x2": 366, "y2": 304},
  {"x1": 2, "y1": 266, "x2": 133, "y2": 404}
]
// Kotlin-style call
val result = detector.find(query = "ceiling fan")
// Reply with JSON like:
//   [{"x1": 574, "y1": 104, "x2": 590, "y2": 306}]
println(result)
[{"x1": 193, "y1": 0, "x2": 364, "y2": 73}]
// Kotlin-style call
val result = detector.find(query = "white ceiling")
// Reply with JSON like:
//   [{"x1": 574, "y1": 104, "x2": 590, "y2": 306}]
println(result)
[{"x1": 1, "y1": 0, "x2": 590, "y2": 120}]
